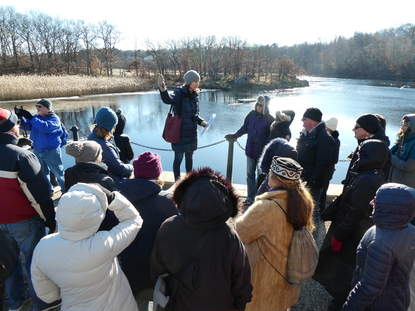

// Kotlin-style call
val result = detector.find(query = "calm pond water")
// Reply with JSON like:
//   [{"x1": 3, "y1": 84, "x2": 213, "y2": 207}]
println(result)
[{"x1": 4, "y1": 76, "x2": 415, "y2": 184}]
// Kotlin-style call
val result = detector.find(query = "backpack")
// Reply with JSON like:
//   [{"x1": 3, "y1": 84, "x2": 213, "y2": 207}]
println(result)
[
  {"x1": 270, "y1": 199, "x2": 319, "y2": 285},
  {"x1": 286, "y1": 227, "x2": 319, "y2": 285}
]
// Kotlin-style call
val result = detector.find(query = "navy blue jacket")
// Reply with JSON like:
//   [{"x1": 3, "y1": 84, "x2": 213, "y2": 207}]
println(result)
[
  {"x1": 259, "y1": 138, "x2": 298, "y2": 174},
  {"x1": 296, "y1": 122, "x2": 338, "y2": 187},
  {"x1": 160, "y1": 87, "x2": 204, "y2": 152},
  {"x1": 88, "y1": 130, "x2": 133, "y2": 180},
  {"x1": 235, "y1": 110, "x2": 274, "y2": 160},
  {"x1": 343, "y1": 184, "x2": 415, "y2": 311},
  {"x1": 118, "y1": 178, "x2": 177, "y2": 293}
]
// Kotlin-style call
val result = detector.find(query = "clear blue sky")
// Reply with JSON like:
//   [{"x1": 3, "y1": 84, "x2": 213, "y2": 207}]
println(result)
[{"x1": 2, "y1": 0, "x2": 415, "y2": 50}]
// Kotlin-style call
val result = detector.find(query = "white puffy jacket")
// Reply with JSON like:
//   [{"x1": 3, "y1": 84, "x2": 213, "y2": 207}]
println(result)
[{"x1": 31, "y1": 183, "x2": 142, "y2": 311}]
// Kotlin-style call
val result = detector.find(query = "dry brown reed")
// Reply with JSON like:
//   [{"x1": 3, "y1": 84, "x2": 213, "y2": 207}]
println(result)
[{"x1": 0, "y1": 75, "x2": 153, "y2": 101}]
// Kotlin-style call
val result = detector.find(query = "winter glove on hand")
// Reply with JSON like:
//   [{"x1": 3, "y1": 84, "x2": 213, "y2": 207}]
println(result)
[
  {"x1": 21, "y1": 109, "x2": 33, "y2": 120},
  {"x1": 157, "y1": 74, "x2": 167, "y2": 92},
  {"x1": 14, "y1": 106, "x2": 23, "y2": 117},
  {"x1": 225, "y1": 134, "x2": 237, "y2": 141},
  {"x1": 17, "y1": 137, "x2": 33, "y2": 148},
  {"x1": 331, "y1": 236, "x2": 343, "y2": 252},
  {"x1": 201, "y1": 121, "x2": 208, "y2": 128}
]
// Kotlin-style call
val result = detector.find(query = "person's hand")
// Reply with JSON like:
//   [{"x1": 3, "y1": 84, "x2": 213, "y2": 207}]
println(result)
[
  {"x1": 14, "y1": 106, "x2": 23, "y2": 117},
  {"x1": 157, "y1": 74, "x2": 167, "y2": 92},
  {"x1": 331, "y1": 236, "x2": 343, "y2": 252},
  {"x1": 21, "y1": 109, "x2": 33, "y2": 120},
  {"x1": 201, "y1": 121, "x2": 208, "y2": 128},
  {"x1": 225, "y1": 134, "x2": 237, "y2": 141}
]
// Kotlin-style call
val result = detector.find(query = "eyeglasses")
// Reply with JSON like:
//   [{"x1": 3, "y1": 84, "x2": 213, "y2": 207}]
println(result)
[{"x1": 353, "y1": 125, "x2": 361, "y2": 130}]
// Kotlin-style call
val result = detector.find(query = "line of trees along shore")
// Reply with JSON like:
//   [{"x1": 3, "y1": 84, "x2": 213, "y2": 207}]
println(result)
[{"x1": 1, "y1": 6, "x2": 414, "y2": 82}]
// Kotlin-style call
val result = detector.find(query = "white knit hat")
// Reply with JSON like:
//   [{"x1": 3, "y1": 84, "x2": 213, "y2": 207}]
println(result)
[{"x1": 325, "y1": 117, "x2": 338, "y2": 132}]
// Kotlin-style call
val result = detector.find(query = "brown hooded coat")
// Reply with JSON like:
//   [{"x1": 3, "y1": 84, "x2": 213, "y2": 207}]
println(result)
[{"x1": 235, "y1": 190, "x2": 300, "y2": 311}]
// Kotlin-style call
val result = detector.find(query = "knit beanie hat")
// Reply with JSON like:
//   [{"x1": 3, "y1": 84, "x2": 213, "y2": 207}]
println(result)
[
  {"x1": 256, "y1": 96, "x2": 265, "y2": 105},
  {"x1": 303, "y1": 107, "x2": 322, "y2": 122},
  {"x1": 270, "y1": 156, "x2": 303, "y2": 180},
  {"x1": 37, "y1": 98, "x2": 52, "y2": 110},
  {"x1": 0, "y1": 108, "x2": 18, "y2": 133},
  {"x1": 94, "y1": 107, "x2": 118, "y2": 131},
  {"x1": 133, "y1": 152, "x2": 163, "y2": 179},
  {"x1": 183, "y1": 70, "x2": 200, "y2": 85},
  {"x1": 356, "y1": 114, "x2": 380, "y2": 134},
  {"x1": 275, "y1": 111, "x2": 291, "y2": 123},
  {"x1": 325, "y1": 117, "x2": 338, "y2": 132},
  {"x1": 66, "y1": 141, "x2": 102, "y2": 163}
]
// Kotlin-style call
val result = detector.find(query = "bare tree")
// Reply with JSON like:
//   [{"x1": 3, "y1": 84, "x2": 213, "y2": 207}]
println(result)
[{"x1": 97, "y1": 21, "x2": 119, "y2": 76}]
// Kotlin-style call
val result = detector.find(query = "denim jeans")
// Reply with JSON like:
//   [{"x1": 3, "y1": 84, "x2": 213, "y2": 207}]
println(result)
[
  {"x1": 173, "y1": 151, "x2": 193, "y2": 180},
  {"x1": 246, "y1": 156, "x2": 259, "y2": 203},
  {"x1": 34, "y1": 148, "x2": 65, "y2": 191},
  {"x1": 0, "y1": 217, "x2": 45, "y2": 310}
]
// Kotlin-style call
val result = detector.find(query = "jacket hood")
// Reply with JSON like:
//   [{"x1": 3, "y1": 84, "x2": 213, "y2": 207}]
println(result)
[
  {"x1": 173, "y1": 168, "x2": 239, "y2": 230},
  {"x1": 56, "y1": 183, "x2": 108, "y2": 241},
  {"x1": 404, "y1": 114, "x2": 415, "y2": 131},
  {"x1": 119, "y1": 178, "x2": 161, "y2": 202},
  {"x1": 355, "y1": 139, "x2": 389, "y2": 171},
  {"x1": 373, "y1": 183, "x2": 415, "y2": 229}
]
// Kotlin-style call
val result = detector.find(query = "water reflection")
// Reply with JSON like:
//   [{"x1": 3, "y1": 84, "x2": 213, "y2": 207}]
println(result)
[{"x1": 4, "y1": 77, "x2": 415, "y2": 185}]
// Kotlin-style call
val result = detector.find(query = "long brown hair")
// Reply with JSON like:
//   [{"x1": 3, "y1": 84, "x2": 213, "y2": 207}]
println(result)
[
  {"x1": 269, "y1": 172, "x2": 315, "y2": 231},
  {"x1": 91, "y1": 124, "x2": 113, "y2": 141},
  {"x1": 396, "y1": 116, "x2": 411, "y2": 151}
]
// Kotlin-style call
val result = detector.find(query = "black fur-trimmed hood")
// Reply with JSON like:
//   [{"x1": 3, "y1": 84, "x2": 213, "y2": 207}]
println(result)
[{"x1": 173, "y1": 168, "x2": 240, "y2": 229}]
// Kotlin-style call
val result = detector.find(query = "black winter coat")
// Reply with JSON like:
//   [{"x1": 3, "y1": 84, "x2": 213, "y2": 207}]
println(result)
[
  {"x1": 296, "y1": 122, "x2": 337, "y2": 187},
  {"x1": 150, "y1": 169, "x2": 252, "y2": 311},
  {"x1": 343, "y1": 185, "x2": 415, "y2": 311},
  {"x1": 64, "y1": 162, "x2": 116, "y2": 192},
  {"x1": 160, "y1": 87, "x2": 204, "y2": 152},
  {"x1": 314, "y1": 139, "x2": 388, "y2": 302},
  {"x1": 63, "y1": 161, "x2": 118, "y2": 231},
  {"x1": 118, "y1": 178, "x2": 178, "y2": 293},
  {"x1": 343, "y1": 128, "x2": 390, "y2": 187}
]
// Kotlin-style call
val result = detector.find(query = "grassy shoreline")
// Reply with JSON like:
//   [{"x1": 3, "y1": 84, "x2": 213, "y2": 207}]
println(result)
[{"x1": 0, "y1": 75, "x2": 309, "y2": 102}]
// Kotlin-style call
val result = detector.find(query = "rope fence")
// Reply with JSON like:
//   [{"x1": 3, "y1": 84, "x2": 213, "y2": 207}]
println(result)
[{"x1": 130, "y1": 139, "x2": 226, "y2": 152}]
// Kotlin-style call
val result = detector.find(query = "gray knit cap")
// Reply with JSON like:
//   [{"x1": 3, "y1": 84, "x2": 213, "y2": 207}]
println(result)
[
  {"x1": 66, "y1": 141, "x2": 102, "y2": 163},
  {"x1": 183, "y1": 70, "x2": 200, "y2": 85}
]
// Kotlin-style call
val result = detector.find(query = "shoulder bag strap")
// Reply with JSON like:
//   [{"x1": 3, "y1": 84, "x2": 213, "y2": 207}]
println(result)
[{"x1": 255, "y1": 198, "x2": 291, "y2": 284}]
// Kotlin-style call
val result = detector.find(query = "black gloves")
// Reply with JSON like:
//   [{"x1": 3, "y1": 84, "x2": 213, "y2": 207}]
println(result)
[
  {"x1": 17, "y1": 137, "x2": 33, "y2": 148},
  {"x1": 14, "y1": 107, "x2": 33, "y2": 120},
  {"x1": 225, "y1": 134, "x2": 237, "y2": 141},
  {"x1": 21, "y1": 109, "x2": 33, "y2": 120}
]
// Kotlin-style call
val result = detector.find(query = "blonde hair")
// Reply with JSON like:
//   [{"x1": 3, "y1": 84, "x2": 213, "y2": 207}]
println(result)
[
  {"x1": 269, "y1": 172, "x2": 315, "y2": 232},
  {"x1": 155, "y1": 177, "x2": 165, "y2": 187},
  {"x1": 91, "y1": 124, "x2": 113, "y2": 141}
]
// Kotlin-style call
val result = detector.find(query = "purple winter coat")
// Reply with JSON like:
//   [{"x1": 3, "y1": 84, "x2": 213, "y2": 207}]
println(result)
[{"x1": 234, "y1": 110, "x2": 274, "y2": 160}]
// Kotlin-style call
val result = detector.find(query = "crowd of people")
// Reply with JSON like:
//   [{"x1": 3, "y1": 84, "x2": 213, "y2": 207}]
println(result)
[{"x1": 0, "y1": 69, "x2": 415, "y2": 311}]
